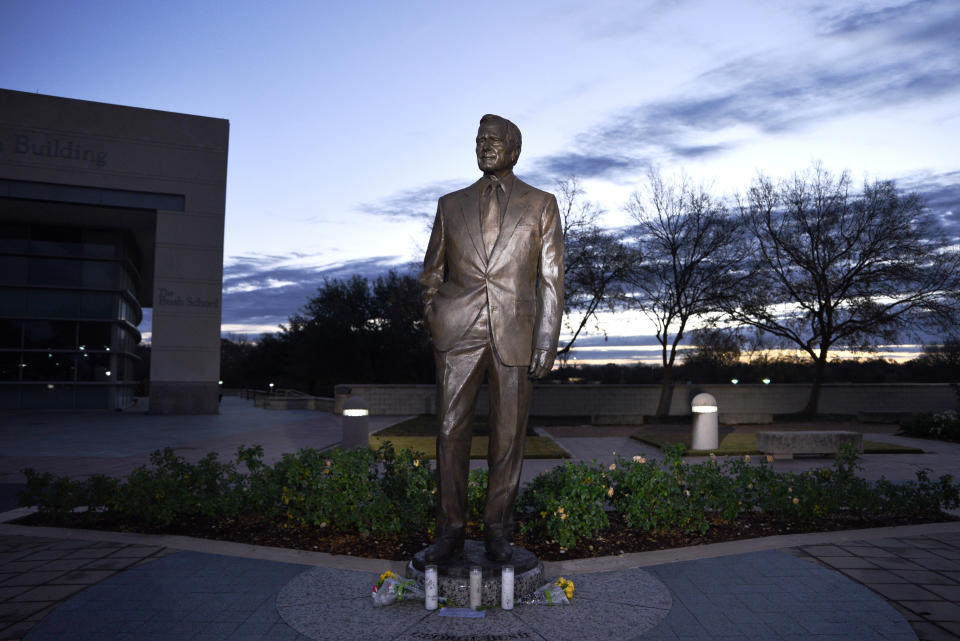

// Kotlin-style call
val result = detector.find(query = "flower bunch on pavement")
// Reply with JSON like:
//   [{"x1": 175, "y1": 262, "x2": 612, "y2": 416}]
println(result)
[{"x1": 555, "y1": 577, "x2": 574, "y2": 600}]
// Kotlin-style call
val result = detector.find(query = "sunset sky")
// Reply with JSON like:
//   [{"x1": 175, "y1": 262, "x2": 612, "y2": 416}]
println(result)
[{"x1": 2, "y1": 0, "x2": 958, "y2": 363}]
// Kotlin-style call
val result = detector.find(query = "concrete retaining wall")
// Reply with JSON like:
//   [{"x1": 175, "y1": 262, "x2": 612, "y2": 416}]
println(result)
[{"x1": 338, "y1": 383, "x2": 957, "y2": 417}]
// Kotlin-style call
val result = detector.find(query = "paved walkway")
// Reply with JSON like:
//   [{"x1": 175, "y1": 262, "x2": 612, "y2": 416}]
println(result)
[
  {"x1": 0, "y1": 399, "x2": 958, "y2": 640},
  {"x1": 2, "y1": 523, "x2": 959, "y2": 640},
  {"x1": 0, "y1": 397, "x2": 404, "y2": 484}
]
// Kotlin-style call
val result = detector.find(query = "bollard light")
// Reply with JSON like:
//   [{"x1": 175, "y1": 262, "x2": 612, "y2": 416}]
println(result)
[
  {"x1": 691, "y1": 392, "x2": 719, "y2": 451},
  {"x1": 341, "y1": 396, "x2": 370, "y2": 450}
]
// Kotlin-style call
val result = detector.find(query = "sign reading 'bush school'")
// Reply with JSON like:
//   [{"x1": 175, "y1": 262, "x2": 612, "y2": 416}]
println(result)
[
  {"x1": 159, "y1": 287, "x2": 219, "y2": 309},
  {"x1": 0, "y1": 131, "x2": 109, "y2": 168}
]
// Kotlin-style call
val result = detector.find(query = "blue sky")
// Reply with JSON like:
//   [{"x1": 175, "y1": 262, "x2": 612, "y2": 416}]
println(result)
[{"x1": 2, "y1": 0, "x2": 958, "y2": 363}]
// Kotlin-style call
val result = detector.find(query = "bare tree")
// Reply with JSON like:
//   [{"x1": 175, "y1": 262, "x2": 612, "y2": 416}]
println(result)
[
  {"x1": 556, "y1": 177, "x2": 633, "y2": 365},
  {"x1": 683, "y1": 326, "x2": 745, "y2": 370},
  {"x1": 626, "y1": 170, "x2": 746, "y2": 416},
  {"x1": 725, "y1": 164, "x2": 960, "y2": 415}
]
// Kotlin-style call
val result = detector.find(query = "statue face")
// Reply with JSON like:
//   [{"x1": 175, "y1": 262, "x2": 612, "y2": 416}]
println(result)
[{"x1": 476, "y1": 122, "x2": 519, "y2": 174}]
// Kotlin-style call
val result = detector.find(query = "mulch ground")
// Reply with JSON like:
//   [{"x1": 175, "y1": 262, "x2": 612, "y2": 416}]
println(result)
[{"x1": 16, "y1": 510, "x2": 956, "y2": 562}]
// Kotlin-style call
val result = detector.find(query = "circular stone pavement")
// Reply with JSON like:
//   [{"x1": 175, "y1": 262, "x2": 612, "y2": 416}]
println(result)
[{"x1": 276, "y1": 564, "x2": 673, "y2": 641}]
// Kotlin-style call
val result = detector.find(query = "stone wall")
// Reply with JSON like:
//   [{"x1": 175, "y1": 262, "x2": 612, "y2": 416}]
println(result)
[{"x1": 338, "y1": 383, "x2": 957, "y2": 417}]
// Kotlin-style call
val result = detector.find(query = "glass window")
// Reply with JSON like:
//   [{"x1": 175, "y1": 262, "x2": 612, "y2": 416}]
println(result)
[
  {"x1": 75, "y1": 386, "x2": 108, "y2": 409},
  {"x1": 80, "y1": 292, "x2": 116, "y2": 319},
  {"x1": 22, "y1": 384, "x2": 75, "y2": 410},
  {"x1": 82, "y1": 230, "x2": 120, "y2": 258},
  {"x1": 115, "y1": 325, "x2": 140, "y2": 352},
  {"x1": 0, "y1": 256, "x2": 28, "y2": 285},
  {"x1": 119, "y1": 265, "x2": 141, "y2": 299},
  {"x1": 115, "y1": 385, "x2": 132, "y2": 409},
  {"x1": 0, "y1": 386, "x2": 20, "y2": 409},
  {"x1": 30, "y1": 226, "x2": 83, "y2": 257},
  {"x1": 119, "y1": 296, "x2": 141, "y2": 324},
  {"x1": 0, "y1": 288, "x2": 27, "y2": 315},
  {"x1": 79, "y1": 322, "x2": 112, "y2": 351},
  {"x1": 0, "y1": 352, "x2": 22, "y2": 381},
  {"x1": 22, "y1": 352, "x2": 77, "y2": 381},
  {"x1": 24, "y1": 321, "x2": 76, "y2": 349},
  {"x1": 30, "y1": 257, "x2": 83, "y2": 287},
  {"x1": 27, "y1": 290, "x2": 80, "y2": 318},
  {"x1": 76, "y1": 352, "x2": 111, "y2": 382},
  {"x1": 81, "y1": 261, "x2": 119, "y2": 289},
  {"x1": 0, "y1": 320, "x2": 22, "y2": 349},
  {"x1": 0, "y1": 223, "x2": 29, "y2": 253}
]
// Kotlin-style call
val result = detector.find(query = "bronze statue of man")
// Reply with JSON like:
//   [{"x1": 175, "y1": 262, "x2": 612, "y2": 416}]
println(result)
[{"x1": 419, "y1": 114, "x2": 563, "y2": 563}]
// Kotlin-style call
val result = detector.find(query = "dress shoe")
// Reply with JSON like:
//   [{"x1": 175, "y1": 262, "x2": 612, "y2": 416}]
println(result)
[
  {"x1": 423, "y1": 535, "x2": 464, "y2": 563},
  {"x1": 485, "y1": 533, "x2": 513, "y2": 562}
]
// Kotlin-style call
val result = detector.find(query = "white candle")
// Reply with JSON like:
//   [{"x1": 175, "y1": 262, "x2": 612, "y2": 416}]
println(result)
[
  {"x1": 501, "y1": 565, "x2": 514, "y2": 610},
  {"x1": 425, "y1": 565, "x2": 438, "y2": 610},
  {"x1": 469, "y1": 566, "x2": 482, "y2": 610}
]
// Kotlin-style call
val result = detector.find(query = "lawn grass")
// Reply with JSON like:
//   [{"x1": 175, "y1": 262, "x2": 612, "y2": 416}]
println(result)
[
  {"x1": 631, "y1": 432, "x2": 923, "y2": 456},
  {"x1": 368, "y1": 435, "x2": 569, "y2": 460}
]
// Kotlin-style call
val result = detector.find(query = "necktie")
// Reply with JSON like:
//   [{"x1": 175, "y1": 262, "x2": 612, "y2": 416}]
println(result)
[{"x1": 482, "y1": 178, "x2": 502, "y2": 257}]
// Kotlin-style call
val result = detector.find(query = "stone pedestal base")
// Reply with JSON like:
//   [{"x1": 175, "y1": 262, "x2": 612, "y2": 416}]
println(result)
[{"x1": 408, "y1": 540, "x2": 544, "y2": 607}]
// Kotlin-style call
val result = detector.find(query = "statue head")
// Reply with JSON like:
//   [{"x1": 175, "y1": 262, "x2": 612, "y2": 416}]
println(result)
[{"x1": 476, "y1": 114, "x2": 521, "y2": 175}]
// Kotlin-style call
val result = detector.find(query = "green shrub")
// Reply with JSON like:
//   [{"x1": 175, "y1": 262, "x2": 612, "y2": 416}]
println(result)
[
  {"x1": 18, "y1": 438, "x2": 960, "y2": 546},
  {"x1": 518, "y1": 461, "x2": 610, "y2": 550},
  {"x1": 467, "y1": 467, "x2": 489, "y2": 524},
  {"x1": 899, "y1": 411, "x2": 960, "y2": 442},
  {"x1": 20, "y1": 469, "x2": 83, "y2": 516},
  {"x1": 111, "y1": 448, "x2": 244, "y2": 527},
  {"x1": 272, "y1": 441, "x2": 435, "y2": 536},
  {"x1": 375, "y1": 441, "x2": 436, "y2": 534},
  {"x1": 875, "y1": 470, "x2": 960, "y2": 516},
  {"x1": 610, "y1": 445, "x2": 711, "y2": 534}
]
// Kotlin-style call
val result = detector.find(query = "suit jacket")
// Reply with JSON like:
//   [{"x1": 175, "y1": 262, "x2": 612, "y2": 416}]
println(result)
[{"x1": 419, "y1": 174, "x2": 564, "y2": 367}]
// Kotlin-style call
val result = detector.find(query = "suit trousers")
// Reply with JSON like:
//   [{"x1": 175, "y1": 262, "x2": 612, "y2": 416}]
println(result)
[{"x1": 434, "y1": 306, "x2": 531, "y2": 538}]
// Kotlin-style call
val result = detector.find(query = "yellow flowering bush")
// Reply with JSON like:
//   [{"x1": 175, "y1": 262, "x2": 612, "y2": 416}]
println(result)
[{"x1": 518, "y1": 461, "x2": 611, "y2": 550}]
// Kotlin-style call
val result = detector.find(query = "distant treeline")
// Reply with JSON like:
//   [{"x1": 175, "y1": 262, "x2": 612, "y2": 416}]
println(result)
[
  {"x1": 211, "y1": 271, "x2": 958, "y2": 398},
  {"x1": 210, "y1": 166, "x2": 959, "y2": 415}
]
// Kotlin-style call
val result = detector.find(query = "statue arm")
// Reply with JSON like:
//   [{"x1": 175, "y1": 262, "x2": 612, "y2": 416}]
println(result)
[
  {"x1": 529, "y1": 194, "x2": 564, "y2": 379},
  {"x1": 419, "y1": 200, "x2": 446, "y2": 307}
]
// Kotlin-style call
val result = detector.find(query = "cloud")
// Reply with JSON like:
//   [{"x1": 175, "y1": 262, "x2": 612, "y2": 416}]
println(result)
[
  {"x1": 528, "y1": 1, "x2": 960, "y2": 180},
  {"x1": 220, "y1": 254, "x2": 414, "y2": 336},
  {"x1": 358, "y1": 180, "x2": 463, "y2": 222},
  {"x1": 563, "y1": 333, "x2": 667, "y2": 348},
  {"x1": 817, "y1": 0, "x2": 931, "y2": 35},
  {"x1": 901, "y1": 170, "x2": 960, "y2": 238},
  {"x1": 357, "y1": 1, "x2": 960, "y2": 218},
  {"x1": 580, "y1": 52, "x2": 960, "y2": 165},
  {"x1": 816, "y1": 0, "x2": 959, "y2": 42},
  {"x1": 536, "y1": 153, "x2": 640, "y2": 178}
]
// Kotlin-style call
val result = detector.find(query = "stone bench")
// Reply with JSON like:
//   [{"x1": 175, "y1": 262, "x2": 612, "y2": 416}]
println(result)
[{"x1": 756, "y1": 430, "x2": 863, "y2": 460}]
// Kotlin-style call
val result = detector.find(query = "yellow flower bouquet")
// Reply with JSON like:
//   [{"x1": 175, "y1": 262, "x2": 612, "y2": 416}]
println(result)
[
  {"x1": 520, "y1": 576, "x2": 574, "y2": 605},
  {"x1": 372, "y1": 570, "x2": 426, "y2": 607}
]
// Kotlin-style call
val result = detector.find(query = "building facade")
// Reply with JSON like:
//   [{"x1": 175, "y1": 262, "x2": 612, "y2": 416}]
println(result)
[{"x1": 0, "y1": 89, "x2": 228, "y2": 413}]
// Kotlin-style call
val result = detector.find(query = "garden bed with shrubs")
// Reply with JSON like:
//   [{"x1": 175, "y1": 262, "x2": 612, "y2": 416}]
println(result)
[
  {"x1": 898, "y1": 410, "x2": 960, "y2": 443},
  {"x1": 15, "y1": 442, "x2": 958, "y2": 562}
]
